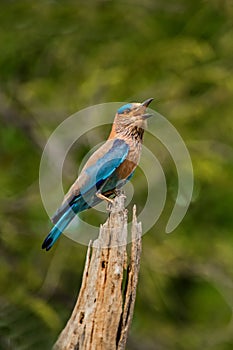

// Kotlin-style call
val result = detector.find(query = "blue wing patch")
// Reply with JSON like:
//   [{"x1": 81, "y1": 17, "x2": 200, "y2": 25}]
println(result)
[
  {"x1": 52, "y1": 139, "x2": 129, "y2": 224},
  {"x1": 81, "y1": 138, "x2": 129, "y2": 195}
]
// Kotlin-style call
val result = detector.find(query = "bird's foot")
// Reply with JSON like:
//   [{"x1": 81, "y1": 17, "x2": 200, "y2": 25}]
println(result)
[
  {"x1": 96, "y1": 192, "x2": 114, "y2": 204},
  {"x1": 113, "y1": 188, "x2": 123, "y2": 196}
]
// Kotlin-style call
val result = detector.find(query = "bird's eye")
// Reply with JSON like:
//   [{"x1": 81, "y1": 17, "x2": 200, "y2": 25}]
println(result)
[{"x1": 124, "y1": 108, "x2": 131, "y2": 114}]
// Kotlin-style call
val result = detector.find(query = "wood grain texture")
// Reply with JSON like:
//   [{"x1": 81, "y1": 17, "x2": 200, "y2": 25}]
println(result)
[{"x1": 53, "y1": 193, "x2": 142, "y2": 350}]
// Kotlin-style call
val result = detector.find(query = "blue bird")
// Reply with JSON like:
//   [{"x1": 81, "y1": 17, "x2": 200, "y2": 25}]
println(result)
[{"x1": 42, "y1": 98, "x2": 153, "y2": 250}]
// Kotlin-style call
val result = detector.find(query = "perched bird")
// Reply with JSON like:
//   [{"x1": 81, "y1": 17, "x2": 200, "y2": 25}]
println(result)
[{"x1": 42, "y1": 98, "x2": 154, "y2": 251}]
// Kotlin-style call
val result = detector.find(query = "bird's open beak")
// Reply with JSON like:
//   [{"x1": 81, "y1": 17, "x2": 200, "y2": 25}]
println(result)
[
  {"x1": 141, "y1": 98, "x2": 154, "y2": 119},
  {"x1": 142, "y1": 98, "x2": 154, "y2": 107},
  {"x1": 142, "y1": 113, "x2": 153, "y2": 119}
]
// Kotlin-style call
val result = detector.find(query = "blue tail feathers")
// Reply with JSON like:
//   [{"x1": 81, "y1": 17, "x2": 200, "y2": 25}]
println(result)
[{"x1": 42, "y1": 207, "x2": 76, "y2": 251}]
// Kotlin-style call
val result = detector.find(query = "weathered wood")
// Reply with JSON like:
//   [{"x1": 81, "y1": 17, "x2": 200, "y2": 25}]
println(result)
[{"x1": 53, "y1": 193, "x2": 142, "y2": 350}]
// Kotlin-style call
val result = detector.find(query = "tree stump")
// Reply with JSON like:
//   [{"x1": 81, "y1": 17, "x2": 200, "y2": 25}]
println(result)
[{"x1": 53, "y1": 193, "x2": 142, "y2": 350}]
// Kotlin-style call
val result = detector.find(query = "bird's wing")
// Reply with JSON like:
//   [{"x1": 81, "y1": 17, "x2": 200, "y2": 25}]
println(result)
[
  {"x1": 52, "y1": 138, "x2": 129, "y2": 223},
  {"x1": 80, "y1": 138, "x2": 129, "y2": 194}
]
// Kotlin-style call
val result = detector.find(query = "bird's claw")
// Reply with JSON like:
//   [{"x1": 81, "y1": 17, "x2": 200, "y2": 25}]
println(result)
[{"x1": 114, "y1": 188, "x2": 122, "y2": 196}]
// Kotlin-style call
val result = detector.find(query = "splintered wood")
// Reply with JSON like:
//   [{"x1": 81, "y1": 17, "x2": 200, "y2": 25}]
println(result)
[{"x1": 54, "y1": 194, "x2": 142, "y2": 350}]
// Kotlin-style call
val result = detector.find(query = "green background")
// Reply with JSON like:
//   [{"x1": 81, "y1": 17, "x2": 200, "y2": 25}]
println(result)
[{"x1": 0, "y1": 1, "x2": 233, "y2": 349}]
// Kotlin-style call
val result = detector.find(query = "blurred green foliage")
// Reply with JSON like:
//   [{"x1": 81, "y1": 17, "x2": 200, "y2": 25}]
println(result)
[{"x1": 0, "y1": 0, "x2": 233, "y2": 349}]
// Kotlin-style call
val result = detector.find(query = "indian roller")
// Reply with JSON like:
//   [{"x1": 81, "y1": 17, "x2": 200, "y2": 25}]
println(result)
[{"x1": 42, "y1": 98, "x2": 154, "y2": 251}]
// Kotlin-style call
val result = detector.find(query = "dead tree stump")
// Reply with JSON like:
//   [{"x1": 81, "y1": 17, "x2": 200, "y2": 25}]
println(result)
[{"x1": 53, "y1": 193, "x2": 142, "y2": 350}]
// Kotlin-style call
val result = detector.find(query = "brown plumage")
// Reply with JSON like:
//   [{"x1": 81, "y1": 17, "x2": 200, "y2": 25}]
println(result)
[{"x1": 42, "y1": 98, "x2": 154, "y2": 250}]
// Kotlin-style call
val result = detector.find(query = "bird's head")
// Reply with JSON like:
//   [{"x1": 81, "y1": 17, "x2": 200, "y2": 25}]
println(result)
[{"x1": 114, "y1": 98, "x2": 154, "y2": 133}]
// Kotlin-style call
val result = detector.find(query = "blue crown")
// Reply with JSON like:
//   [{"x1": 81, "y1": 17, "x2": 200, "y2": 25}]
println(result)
[{"x1": 117, "y1": 103, "x2": 132, "y2": 114}]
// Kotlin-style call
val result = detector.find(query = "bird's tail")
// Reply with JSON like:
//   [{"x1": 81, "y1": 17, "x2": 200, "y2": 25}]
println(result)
[{"x1": 42, "y1": 207, "x2": 76, "y2": 251}]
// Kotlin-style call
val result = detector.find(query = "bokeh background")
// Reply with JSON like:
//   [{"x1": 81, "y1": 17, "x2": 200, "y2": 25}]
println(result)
[{"x1": 1, "y1": 1, "x2": 233, "y2": 349}]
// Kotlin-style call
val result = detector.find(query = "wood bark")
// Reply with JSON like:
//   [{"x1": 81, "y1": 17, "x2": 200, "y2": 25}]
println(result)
[{"x1": 53, "y1": 193, "x2": 142, "y2": 350}]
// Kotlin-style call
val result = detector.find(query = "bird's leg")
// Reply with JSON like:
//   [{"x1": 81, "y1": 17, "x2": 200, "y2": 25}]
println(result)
[
  {"x1": 96, "y1": 192, "x2": 113, "y2": 203},
  {"x1": 95, "y1": 178, "x2": 114, "y2": 204}
]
